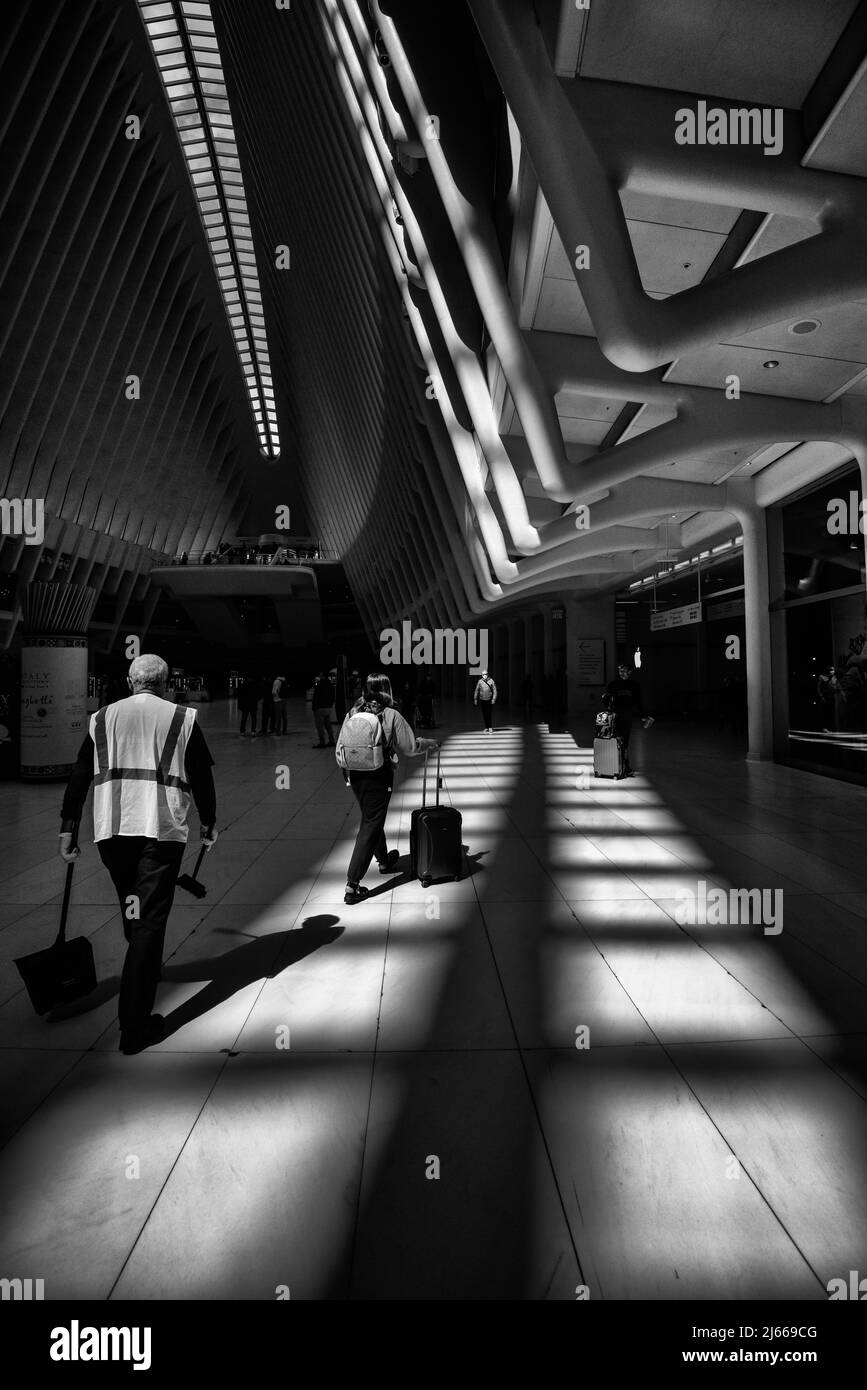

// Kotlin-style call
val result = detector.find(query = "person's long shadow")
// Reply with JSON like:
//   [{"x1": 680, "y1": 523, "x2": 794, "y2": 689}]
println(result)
[{"x1": 159, "y1": 915, "x2": 343, "y2": 1037}]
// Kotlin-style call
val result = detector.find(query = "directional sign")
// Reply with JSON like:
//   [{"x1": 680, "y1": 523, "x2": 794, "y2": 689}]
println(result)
[
  {"x1": 650, "y1": 602, "x2": 702, "y2": 631},
  {"x1": 576, "y1": 638, "x2": 605, "y2": 684}
]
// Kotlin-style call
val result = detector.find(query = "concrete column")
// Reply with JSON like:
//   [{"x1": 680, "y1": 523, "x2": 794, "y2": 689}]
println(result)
[
  {"x1": 509, "y1": 618, "x2": 524, "y2": 709},
  {"x1": 565, "y1": 594, "x2": 617, "y2": 717},
  {"x1": 740, "y1": 507, "x2": 773, "y2": 761},
  {"x1": 542, "y1": 607, "x2": 555, "y2": 713},
  {"x1": 492, "y1": 624, "x2": 508, "y2": 705}
]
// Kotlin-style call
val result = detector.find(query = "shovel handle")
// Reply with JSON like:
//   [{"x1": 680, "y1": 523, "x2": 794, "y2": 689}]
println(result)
[
  {"x1": 190, "y1": 845, "x2": 207, "y2": 882},
  {"x1": 55, "y1": 862, "x2": 75, "y2": 948},
  {"x1": 55, "y1": 815, "x2": 81, "y2": 947}
]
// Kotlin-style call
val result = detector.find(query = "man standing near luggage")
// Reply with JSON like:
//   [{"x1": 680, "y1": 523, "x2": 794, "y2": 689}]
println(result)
[
  {"x1": 605, "y1": 662, "x2": 652, "y2": 775},
  {"x1": 473, "y1": 669, "x2": 497, "y2": 733},
  {"x1": 57, "y1": 653, "x2": 218, "y2": 1054}
]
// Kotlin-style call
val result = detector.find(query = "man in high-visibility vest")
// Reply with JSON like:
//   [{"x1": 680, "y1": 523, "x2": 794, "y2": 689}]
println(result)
[{"x1": 58, "y1": 653, "x2": 218, "y2": 1054}]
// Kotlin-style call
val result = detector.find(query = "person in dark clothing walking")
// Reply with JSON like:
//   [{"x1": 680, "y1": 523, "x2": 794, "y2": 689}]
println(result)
[
  {"x1": 259, "y1": 675, "x2": 274, "y2": 737},
  {"x1": 337, "y1": 673, "x2": 437, "y2": 904},
  {"x1": 473, "y1": 670, "x2": 497, "y2": 732},
  {"x1": 58, "y1": 654, "x2": 217, "y2": 1054},
  {"x1": 417, "y1": 674, "x2": 436, "y2": 729},
  {"x1": 605, "y1": 663, "x2": 653, "y2": 775},
  {"x1": 237, "y1": 675, "x2": 259, "y2": 736},
  {"x1": 311, "y1": 671, "x2": 336, "y2": 746}
]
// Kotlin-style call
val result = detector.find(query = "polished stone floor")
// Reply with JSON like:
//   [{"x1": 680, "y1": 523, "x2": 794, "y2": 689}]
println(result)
[{"x1": 0, "y1": 699, "x2": 865, "y2": 1300}]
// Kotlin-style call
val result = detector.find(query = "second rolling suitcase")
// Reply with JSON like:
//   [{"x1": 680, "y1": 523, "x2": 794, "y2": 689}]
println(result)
[
  {"x1": 593, "y1": 735, "x2": 626, "y2": 779},
  {"x1": 410, "y1": 748, "x2": 463, "y2": 887}
]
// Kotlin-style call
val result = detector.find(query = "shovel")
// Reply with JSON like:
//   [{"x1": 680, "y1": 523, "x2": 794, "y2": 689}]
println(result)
[
  {"x1": 176, "y1": 845, "x2": 208, "y2": 898},
  {"x1": 15, "y1": 824, "x2": 97, "y2": 1015}
]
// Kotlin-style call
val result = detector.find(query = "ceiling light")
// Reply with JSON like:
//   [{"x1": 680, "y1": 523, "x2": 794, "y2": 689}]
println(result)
[
  {"x1": 763, "y1": 359, "x2": 780, "y2": 369},
  {"x1": 788, "y1": 319, "x2": 821, "y2": 335},
  {"x1": 137, "y1": 0, "x2": 280, "y2": 459}
]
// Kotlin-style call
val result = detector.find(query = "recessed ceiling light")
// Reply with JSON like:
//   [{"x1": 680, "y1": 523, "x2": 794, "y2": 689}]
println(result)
[
  {"x1": 788, "y1": 318, "x2": 821, "y2": 335},
  {"x1": 763, "y1": 359, "x2": 780, "y2": 369}
]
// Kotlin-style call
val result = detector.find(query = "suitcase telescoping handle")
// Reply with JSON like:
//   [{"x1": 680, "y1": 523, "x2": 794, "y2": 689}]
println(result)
[{"x1": 421, "y1": 745, "x2": 441, "y2": 808}]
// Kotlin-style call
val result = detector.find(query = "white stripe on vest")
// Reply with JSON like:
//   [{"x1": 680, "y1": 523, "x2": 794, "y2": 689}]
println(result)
[{"x1": 91, "y1": 693, "x2": 197, "y2": 843}]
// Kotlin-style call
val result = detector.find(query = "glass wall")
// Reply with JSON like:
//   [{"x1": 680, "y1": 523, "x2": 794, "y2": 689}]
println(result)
[
  {"x1": 615, "y1": 543, "x2": 745, "y2": 725},
  {"x1": 778, "y1": 466, "x2": 867, "y2": 778}
]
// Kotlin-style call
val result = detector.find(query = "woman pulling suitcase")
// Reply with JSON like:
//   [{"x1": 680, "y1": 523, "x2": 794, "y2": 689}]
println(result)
[{"x1": 335, "y1": 673, "x2": 438, "y2": 904}]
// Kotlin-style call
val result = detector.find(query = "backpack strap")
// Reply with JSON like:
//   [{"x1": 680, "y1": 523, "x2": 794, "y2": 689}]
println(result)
[{"x1": 378, "y1": 706, "x2": 395, "y2": 761}]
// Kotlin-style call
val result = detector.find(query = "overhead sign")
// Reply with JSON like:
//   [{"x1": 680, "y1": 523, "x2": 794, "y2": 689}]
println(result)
[
  {"x1": 707, "y1": 598, "x2": 745, "y2": 622},
  {"x1": 576, "y1": 638, "x2": 605, "y2": 685},
  {"x1": 650, "y1": 602, "x2": 702, "y2": 631}
]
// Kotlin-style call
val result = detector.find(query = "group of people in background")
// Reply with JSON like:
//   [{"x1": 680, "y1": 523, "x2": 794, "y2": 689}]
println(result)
[{"x1": 236, "y1": 674, "x2": 289, "y2": 736}]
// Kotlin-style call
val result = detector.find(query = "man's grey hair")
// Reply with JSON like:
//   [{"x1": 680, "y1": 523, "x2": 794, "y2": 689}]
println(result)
[{"x1": 128, "y1": 653, "x2": 169, "y2": 692}]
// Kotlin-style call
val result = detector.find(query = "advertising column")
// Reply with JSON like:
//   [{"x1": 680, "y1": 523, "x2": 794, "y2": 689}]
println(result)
[
  {"x1": 19, "y1": 582, "x2": 96, "y2": 781},
  {"x1": 20, "y1": 637, "x2": 89, "y2": 779}
]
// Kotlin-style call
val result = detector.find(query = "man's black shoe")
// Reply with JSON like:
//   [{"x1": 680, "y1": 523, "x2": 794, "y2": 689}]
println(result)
[
  {"x1": 378, "y1": 850, "x2": 400, "y2": 874},
  {"x1": 119, "y1": 1014, "x2": 165, "y2": 1055}
]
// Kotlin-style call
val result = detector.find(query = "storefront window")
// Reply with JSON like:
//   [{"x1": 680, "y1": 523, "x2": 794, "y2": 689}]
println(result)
[{"x1": 780, "y1": 467, "x2": 867, "y2": 777}]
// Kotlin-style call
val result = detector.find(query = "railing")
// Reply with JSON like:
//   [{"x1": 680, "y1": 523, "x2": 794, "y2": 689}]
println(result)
[{"x1": 166, "y1": 546, "x2": 338, "y2": 566}]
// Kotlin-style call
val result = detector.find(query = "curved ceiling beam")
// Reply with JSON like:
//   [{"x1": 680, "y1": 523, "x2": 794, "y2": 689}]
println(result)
[
  {"x1": 568, "y1": 78, "x2": 867, "y2": 223},
  {"x1": 513, "y1": 523, "x2": 675, "y2": 582},
  {"x1": 469, "y1": 0, "x2": 867, "y2": 373},
  {"x1": 322, "y1": 11, "x2": 518, "y2": 586},
  {"x1": 326, "y1": 1, "x2": 538, "y2": 552},
  {"x1": 370, "y1": 0, "x2": 579, "y2": 502}
]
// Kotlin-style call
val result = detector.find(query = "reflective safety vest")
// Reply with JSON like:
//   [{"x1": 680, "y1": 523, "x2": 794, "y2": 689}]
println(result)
[{"x1": 90, "y1": 693, "x2": 197, "y2": 843}]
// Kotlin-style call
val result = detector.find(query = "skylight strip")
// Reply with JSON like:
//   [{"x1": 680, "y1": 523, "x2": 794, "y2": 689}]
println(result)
[{"x1": 137, "y1": 0, "x2": 280, "y2": 456}]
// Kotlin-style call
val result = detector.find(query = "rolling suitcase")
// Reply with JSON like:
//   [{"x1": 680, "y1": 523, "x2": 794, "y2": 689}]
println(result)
[
  {"x1": 593, "y1": 735, "x2": 626, "y2": 778},
  {"x1": 410, "y1": 747, "x2": 463, "y2": 887}
]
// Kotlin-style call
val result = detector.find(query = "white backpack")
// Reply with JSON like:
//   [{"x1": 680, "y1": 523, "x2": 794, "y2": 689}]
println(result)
[{"x1": 335, "y1": 709, "x2": 389, "y2": 771}]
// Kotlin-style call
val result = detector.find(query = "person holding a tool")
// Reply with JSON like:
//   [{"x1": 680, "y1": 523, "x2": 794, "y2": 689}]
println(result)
[{"x1": 58, "y1": 653, "x2": 217, "y2": 1054}]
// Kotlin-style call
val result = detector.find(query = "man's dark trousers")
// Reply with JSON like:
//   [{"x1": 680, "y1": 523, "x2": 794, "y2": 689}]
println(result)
[{"x1": 98, "y1": 836, "x2": 185, "y2": 1035}]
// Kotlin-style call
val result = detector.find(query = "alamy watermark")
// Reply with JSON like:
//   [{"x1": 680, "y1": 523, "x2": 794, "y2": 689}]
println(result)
[
  {"x1": 0, "y1": 497, "x2": 44, "y2": 545},
  {"x1": 379, "y1": 621, "x2": 488, "y2": 674},
  {"x1": 675, "y1": 100, "x2": 783, "y2": 157},
  {"x1": 827, "y1": 493, "x2": 867, "y2": 535},
  {"x1": 674, "y1": 881, "x2": 783, "y2": 935},
  {"x1": 827, "y1": 1270, "x2": 867, "y2": 1299},
  {"x1": 50, "y1": 1321, "x2": 151, "y2": 1370},
  {"x1": 1, "y1": 1276, "x2": 44, "y2": 1299}
]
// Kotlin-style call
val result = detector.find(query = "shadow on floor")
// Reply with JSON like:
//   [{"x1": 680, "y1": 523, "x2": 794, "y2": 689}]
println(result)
[{"x1": 160, "y1": 915, "x2": 343, "y2": 1038}]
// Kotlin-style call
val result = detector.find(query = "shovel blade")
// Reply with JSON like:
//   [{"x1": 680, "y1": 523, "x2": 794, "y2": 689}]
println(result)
[{"x1": 176, "y1": 875, "x2": 207, "y2": 898}]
